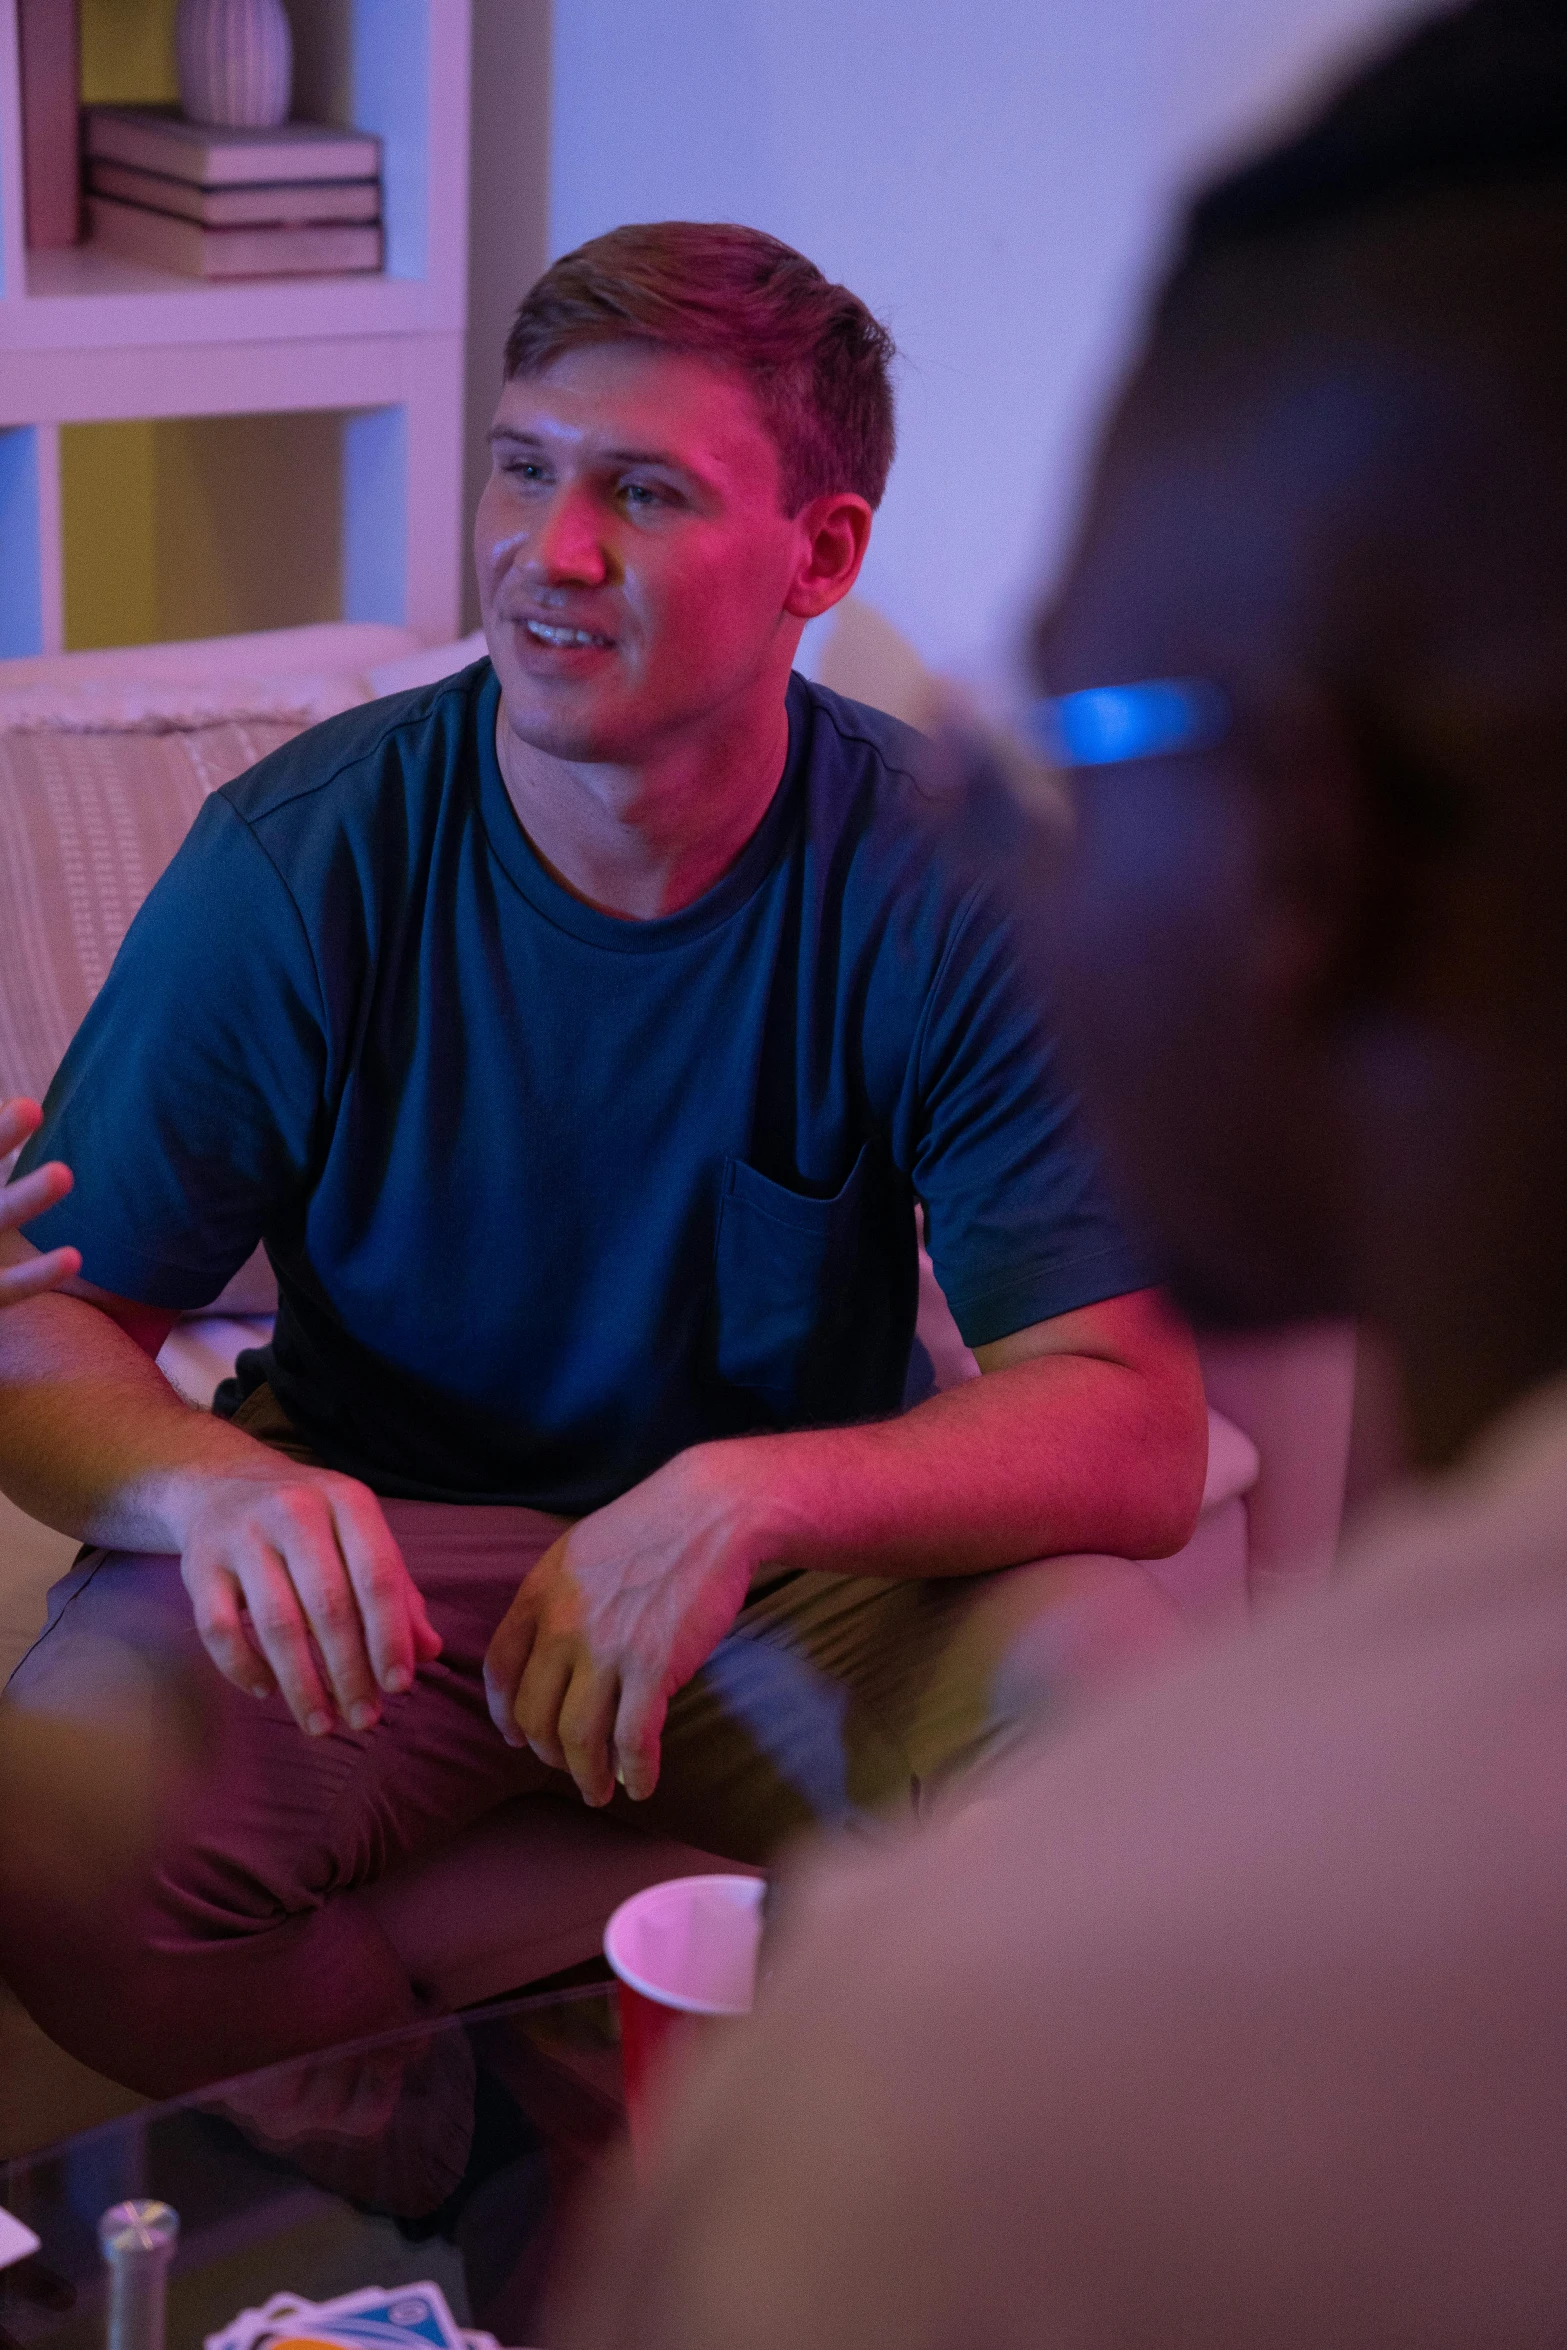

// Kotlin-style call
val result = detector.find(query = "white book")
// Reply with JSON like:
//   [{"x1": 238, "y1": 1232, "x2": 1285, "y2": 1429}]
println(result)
[
  {"x1": 87, "y1": 158, "x2": 381, "y2": 228},
  {"x1": 83, "y1": 105, "x2": 381, "y2": 189},
  {"x1": 87, "y1": 195, "x2": 383, "y2": 280}
]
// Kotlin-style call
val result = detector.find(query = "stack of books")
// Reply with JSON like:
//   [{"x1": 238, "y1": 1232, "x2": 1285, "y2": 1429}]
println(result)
[{"x1": 82, "y1": 106, "x2": 383, "y2": 281}]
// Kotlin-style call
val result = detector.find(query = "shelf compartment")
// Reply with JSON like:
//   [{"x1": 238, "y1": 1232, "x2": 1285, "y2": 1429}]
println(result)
[
  {"x1": 8, "y1": 243, "x2": 454, "y2": 347},
  {"x1": 59, "y1": 408, "x2": 344, "y2": 649},
  {"x1": 0, "y1": 0, "x2": 471, "y2": 650},
  {"x1": 0, "y1": 0, "x2": 468, "y2": 346}
]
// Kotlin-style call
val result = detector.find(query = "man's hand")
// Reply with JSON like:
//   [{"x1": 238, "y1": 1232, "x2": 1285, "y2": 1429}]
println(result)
[
  {"x1": 177, "y1": 1466, "x2": 444, "y2": 1737},
  {"x1": 480, "y1": 1287, "x2": 1206, "y2": 1809},
  {"x1": 0, "y1": 1098, "x2": 80, "y2": 1305},
  {"x1": 0, "y1": 1142, "x2": 443, "y2": 1739},
  {"x1": 483, "y1": 1448, "x2": 763, "y2": 1807}
]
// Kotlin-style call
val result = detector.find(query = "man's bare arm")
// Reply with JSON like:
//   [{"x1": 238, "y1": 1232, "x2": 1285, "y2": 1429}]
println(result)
[
  {"x1": 486, "y1": 1286, "x2": 1208, "y2": 1802},
  {"x1": 0, "y1": 1225, "x2": 441, "y2": 1734},
  {"x1": 724, "y1": 1285, "x2": 1208, "y2": 1578}
]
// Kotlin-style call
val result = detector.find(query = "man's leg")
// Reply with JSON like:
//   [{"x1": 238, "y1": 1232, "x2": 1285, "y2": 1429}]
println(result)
[
  {"x1": 610, "y1": 1553, "x2": 1184, "y2": 1863},
  {"x1": 0, "y1": 1500, "x2": 566, "y2": 2098}
]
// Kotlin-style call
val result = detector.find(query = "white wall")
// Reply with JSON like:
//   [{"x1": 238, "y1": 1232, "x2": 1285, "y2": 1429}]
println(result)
[
  {"x1": 463, "y1": 0, "x2": 552, "y2": 634},
  {"x1": 550, "y1": 0, "x2": 1433, "y2": 684}
]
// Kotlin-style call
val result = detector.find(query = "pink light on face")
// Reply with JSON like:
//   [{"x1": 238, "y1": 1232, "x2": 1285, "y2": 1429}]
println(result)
[{"x1": 475, "y1": 344, "x2": 805, "y2": 773}]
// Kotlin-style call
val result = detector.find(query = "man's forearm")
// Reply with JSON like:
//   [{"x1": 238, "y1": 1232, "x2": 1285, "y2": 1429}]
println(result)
[
  {"x1": 0, "y1": 1286, "x2": 284, "y2": 1552},
  {"x1": 704, "y1": 1347, "x2": 1206, "y2": 1583}
]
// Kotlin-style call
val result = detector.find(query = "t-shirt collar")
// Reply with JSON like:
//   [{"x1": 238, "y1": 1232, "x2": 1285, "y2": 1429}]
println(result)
[{"x1": 472, "y1": 663, "x2": 809, "y2": 951}]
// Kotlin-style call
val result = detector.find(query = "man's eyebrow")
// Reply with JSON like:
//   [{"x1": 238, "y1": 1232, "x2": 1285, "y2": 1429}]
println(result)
[
  {"x1": 485, "y1": 427, "x2": 694, "y2": 476},
  {"x1": 599, "y1": 446, "x2": 687, "y2": 471}
]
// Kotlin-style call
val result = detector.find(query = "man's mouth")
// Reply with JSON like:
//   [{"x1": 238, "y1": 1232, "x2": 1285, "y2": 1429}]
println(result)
[{"x1": 523, "y1": 619, "x2": 615, "y2": 650}]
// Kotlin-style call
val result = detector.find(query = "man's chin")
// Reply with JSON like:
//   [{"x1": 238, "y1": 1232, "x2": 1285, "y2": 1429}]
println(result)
[
  {"x1": 506, "y1": 715, "x2": 625, "y2": 764},
  {"x1": 496, "y1": 692, "x2": 639, "y2": 769}
]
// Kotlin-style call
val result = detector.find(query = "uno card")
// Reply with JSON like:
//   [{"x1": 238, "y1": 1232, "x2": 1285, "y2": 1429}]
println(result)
[
  {"x1": 206, "y1": 2285, "x2": 465, "y2": 2350},
  {"x1": 301, "y1": 2288, "x2": 466, "y2": 2350},
  {"x1": 205, "y1": 2295, "x2": 317, "y2": 2350}
]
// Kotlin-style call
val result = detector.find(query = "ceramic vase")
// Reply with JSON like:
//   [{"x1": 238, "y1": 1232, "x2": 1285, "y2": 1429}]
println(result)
[{"x1": 175, "y1": 0, "x2": 293, "y2": 130}]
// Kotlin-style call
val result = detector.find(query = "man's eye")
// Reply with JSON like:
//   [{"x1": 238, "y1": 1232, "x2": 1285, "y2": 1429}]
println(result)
[
  {"x1": 621, "y1": 482, "x2": 668, "y2": 509},
  {"x1": 504, "y1": 460, "x2": 547, "y2": 483}
]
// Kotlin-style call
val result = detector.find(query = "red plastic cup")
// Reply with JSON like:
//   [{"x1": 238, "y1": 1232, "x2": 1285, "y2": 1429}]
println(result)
[{"x1": 604, "y1": 1873, "x2": 765, "y2": 2166}]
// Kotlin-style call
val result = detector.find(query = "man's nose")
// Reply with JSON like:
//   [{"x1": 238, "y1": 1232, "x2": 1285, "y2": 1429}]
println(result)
[{"x1": 525, "y1": 485, "x2": 610, "y2": 586}]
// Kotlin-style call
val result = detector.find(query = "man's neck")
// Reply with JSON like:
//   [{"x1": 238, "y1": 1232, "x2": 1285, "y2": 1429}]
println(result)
[{"x1": 493, "y1": 691, "x2": 793, "y2": 922}]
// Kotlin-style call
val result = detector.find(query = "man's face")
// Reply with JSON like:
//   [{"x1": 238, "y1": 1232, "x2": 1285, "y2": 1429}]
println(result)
[
  {"x1": 476, "y1": 342, "x2": 812, "y2": 765},
  {"x1": 1032, "y1": 417, "x2": 1354, "y2": 1329}
]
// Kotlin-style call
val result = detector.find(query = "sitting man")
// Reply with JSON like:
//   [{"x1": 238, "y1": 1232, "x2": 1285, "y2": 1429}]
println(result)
[
  {"x1": 547, "y1": 9, "x2": 1567, "y2": 2347},
  {"x1": 0, "y1": 224, "x2": 1205, "y2": 2098}
]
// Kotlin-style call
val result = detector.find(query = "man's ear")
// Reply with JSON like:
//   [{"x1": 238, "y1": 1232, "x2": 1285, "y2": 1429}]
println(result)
[{"x1": 784, "y1": 492, "x2": 874, "y2": 621}]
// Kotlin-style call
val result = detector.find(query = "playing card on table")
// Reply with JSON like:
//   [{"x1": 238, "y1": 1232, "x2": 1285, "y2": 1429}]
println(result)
[
  {"x1": 205, "y1": 2292, "x2": 316, "y2": 2350},
  {"x1": 205, "y1": 2283, "x2": 467, "y2": 2350},
  {"x1": 298, "y1": 2286, "x2": 467, "y2": 2350}
]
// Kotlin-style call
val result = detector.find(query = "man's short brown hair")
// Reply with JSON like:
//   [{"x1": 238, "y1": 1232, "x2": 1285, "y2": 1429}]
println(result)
[{"x1": 504, "y1": 222, "x2": 897, "y2": 513}]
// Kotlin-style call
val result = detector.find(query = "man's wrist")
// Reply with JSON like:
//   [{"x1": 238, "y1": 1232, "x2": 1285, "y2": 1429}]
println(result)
[
  {"x1": 675, "y1": 1430, "x2": 841, "y2": 1577},
  {"x1": 109, "y1": 1424, "x2": 317, "y2": 1554}
]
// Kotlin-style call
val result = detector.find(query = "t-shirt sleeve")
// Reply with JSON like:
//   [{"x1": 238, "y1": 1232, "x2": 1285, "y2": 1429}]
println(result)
[
  {"x1": 910, "y1": 885, "x2": 1156, "y2": 1348},
  {"x1": 10, "y1": 790, "x2": 329, "y2": 1309}
]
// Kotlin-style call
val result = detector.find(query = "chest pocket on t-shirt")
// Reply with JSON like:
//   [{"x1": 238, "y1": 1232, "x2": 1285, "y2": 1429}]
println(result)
[{"x1": 711, "y1": 1145, "x2": 872, "y2": 1424}]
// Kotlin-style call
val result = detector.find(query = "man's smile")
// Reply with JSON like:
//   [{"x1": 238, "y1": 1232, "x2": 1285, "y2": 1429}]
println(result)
[
  {"x1": 509, "y1": 615, "x2": 620, "y2": 662},
  {"x1": 521, "y1": 618, "x2": 617, "y2": 651}
]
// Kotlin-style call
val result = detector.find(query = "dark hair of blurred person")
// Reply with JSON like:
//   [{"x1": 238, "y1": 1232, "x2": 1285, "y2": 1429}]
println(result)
[
  {"x1": 1043, "y1": 0, "x2": 1567, "y2": 1472},
  {"x1": 549, "y1": 6, "x2": 1567, "y2": 2345}
]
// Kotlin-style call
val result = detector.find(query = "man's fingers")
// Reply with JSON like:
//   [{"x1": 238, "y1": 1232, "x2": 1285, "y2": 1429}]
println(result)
[
  {"x1": 238, "y1": 1546, "x2": 342, "y2": 1734},
  {"x1": 0, "y1": 1243, "x2": 81, "y2": 1303},
  {"x1": 557, "y1": 1662, "x2": 620, "y2": 1807},
  {"x1": 513, "y1": 1639, "x2": 574, "y2": 1773},
  {"x1": 0, "y1": 1098, "x2": 43, "y2": 1157},
  {"x1": 1, "y1": 1158, "x2": 73, "y2": 1233},
  {"x1": 612, "y1": 1678, "x2": 668, "y2": 1804},
  {"x1": 483, "y1": 1591, "x2": 540, "y2": 1742},
  {"x1": 411, "y1": 1592, "x2": 444, "y2": 1661},
  {"x1": 187, "y1": 1562, "x2": 275, "y2": 1699},
  {"x1": 186, "y1": 1559, "x2": 281, "y2": 1709},
  {"x1": 180, "y1": 1475, "x2": 431, "y2": 1739},
  {"x1": 329, "y1": 1492, "x2": 428, "y2": 1697},
  {"x1": 277, "y1": 1514, "x2": 385, "y2": 1731}
]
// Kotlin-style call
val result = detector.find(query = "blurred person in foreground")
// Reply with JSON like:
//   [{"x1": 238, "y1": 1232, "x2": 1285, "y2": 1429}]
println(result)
[{"x1": 551, "y1": 3, "x2": 1567, "y2": 2344}]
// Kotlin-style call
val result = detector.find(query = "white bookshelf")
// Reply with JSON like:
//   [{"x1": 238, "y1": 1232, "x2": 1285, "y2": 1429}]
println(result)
[{"x1": 0, "y1": 0, "x2": 472, "y2": 655}]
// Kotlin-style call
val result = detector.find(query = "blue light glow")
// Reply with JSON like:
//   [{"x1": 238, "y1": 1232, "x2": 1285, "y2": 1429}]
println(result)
[{"x1": 1030, "y1": 678, "x2": 1230, "y2": 769}]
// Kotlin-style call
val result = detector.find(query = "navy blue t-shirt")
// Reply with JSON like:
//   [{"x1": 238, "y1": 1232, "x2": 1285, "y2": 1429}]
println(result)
[{"x1": 17, "y1": 663, "x2": 1149, "y2": 1511}]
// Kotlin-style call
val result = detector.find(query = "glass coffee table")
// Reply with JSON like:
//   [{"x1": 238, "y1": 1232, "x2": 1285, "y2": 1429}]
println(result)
[{"x1": 0, "y1": 1986, "x2": 628, "y2": 2350}]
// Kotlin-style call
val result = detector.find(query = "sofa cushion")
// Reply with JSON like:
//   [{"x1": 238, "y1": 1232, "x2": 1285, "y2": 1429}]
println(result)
[
  {"x1": 0, "y1": 619, "x2": 421, "y2": 694},
  {"x1": 0, "y1": 717, "x2": 306, "y2": 1315}
]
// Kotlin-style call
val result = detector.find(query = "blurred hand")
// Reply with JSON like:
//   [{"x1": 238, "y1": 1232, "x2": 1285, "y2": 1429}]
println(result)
[
  {"x1": 0, "y1": 1643, "x2": 207, "y2": 1907},
  {"x1": 175, "y1": 1467, "x2": 444, "y2": 1737},
  {"x1": 484, "y1": 1445, "x2": 762, "y2": 1806},
  {"x1": 0, "y1": 1098, "x2": 80, "y2": 1304}
]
